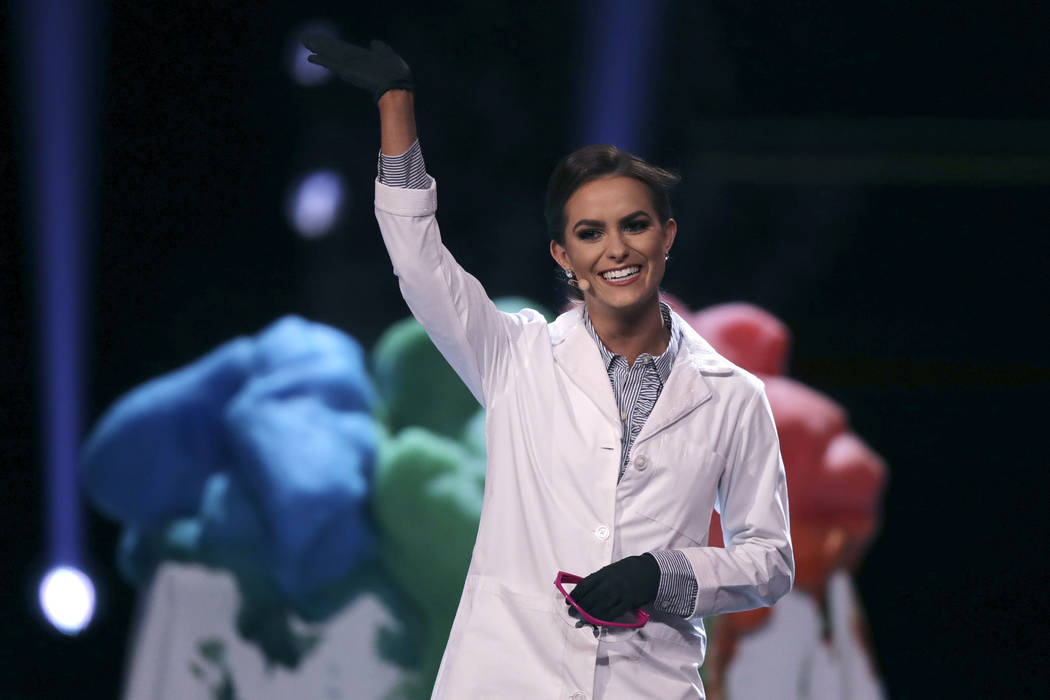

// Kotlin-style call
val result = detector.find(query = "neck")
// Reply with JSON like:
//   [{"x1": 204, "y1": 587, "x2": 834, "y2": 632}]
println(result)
[{"x1": 586, "y1": 295, "x2": 670, "y2": 365}]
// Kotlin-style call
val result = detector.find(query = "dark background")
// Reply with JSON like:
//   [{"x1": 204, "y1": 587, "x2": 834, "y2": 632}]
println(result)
[{"x1": 4, "y1": 1, "x2": 1049, "y2": 697}]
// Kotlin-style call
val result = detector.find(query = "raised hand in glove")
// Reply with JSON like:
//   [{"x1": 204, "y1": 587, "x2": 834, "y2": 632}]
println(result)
[
  {"x1": 302, "y1": 35, "x2": 412, "y2": 101},
  {"x1": 568, "y1": 554, "x2": 660, "y2": 623}
]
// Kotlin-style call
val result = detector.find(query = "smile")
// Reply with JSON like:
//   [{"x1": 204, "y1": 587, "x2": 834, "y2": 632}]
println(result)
[{"x1": 599, "y1": 265, "x2": 641, "y2": 284}]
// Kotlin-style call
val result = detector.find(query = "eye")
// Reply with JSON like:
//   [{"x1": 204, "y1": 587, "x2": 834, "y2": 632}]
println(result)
[
  {"x1": 577, "y1": 228, "x2": 603, "y2": 240},
  {"x1": 623, "y1": 218, "x2": 650, "y2": 233}
]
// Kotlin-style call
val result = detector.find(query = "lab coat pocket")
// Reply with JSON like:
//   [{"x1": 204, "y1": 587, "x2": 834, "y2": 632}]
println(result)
[
  {"x1": 594, "y1": 622, "x2": 704, "y2": 700},
  {"x1": 446, "y1": 575, "x2": 564, "y2": 696},
  {"x1": 640, "y1": 623, "x2": 705, "y2": 697},
  {"x1": 627, "y1": 448, "x2": 724, "y2": 547}
]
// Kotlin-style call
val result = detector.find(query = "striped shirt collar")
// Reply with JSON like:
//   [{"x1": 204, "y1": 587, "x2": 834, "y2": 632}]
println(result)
[{"x1": 583, "y1": 301, "x2": 680, "y2": 383}]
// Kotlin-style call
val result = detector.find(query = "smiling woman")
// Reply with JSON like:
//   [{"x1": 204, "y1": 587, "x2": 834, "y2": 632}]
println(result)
[
  {"x1": 545, "y1": 145, "x2": 679, "y2": 290},
  {"x1": 546, "y1": 151, "x2": 680, "y2": 364},
  {"x1": 304, "y1": 34, "x2": 794, "y2": 700}
]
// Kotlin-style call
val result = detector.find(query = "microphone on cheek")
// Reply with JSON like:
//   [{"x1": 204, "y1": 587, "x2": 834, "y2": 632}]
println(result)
[{"x1": 577, "y1": 278, "x2": 591, "y2": 292}]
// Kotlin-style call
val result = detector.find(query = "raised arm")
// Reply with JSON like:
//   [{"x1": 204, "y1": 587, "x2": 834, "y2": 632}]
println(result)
[{"x1": 303, "y1": 36, "x2": 537, "y2": 404}]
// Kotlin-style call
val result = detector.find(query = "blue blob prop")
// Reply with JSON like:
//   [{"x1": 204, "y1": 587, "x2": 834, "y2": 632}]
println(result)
[{"x1": 81, "y1": 316, "x2": 378, "y2": 610}]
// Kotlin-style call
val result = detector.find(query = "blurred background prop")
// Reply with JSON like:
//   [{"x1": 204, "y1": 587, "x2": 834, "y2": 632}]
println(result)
[
  {"x1": 690, "y1": 301, "x2": 888, "y2": 700},
  {"x1": 80, "y1": 301, "x2": 546, "y2": 698}
]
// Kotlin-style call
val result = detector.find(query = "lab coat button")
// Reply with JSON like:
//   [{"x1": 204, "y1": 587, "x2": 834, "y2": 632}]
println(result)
[
  {"x1": 634, "y1": 455, "x2": 648, "y2": 471},
  {"x1": 571, "y1": 693, "x2": 587, "y2": 700},
  {"x1": 594, "y1": 525, "x2": 610, "y2": 541}
]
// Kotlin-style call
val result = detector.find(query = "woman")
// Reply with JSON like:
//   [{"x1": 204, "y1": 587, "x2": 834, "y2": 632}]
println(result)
[{"x1": 304, "y1": 36, "x2": 793, "y2": 699}]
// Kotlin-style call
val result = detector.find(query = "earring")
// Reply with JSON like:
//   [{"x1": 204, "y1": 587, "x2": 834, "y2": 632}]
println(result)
[
  {"x1": 565, "y1": 269, "x2": 589, "y2": 292},
  {"x1": 664, "y1": 252, "x2": 670, "y2": 262}
]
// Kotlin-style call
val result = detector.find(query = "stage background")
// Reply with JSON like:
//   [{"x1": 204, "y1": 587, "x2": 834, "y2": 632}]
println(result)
[{"x1": 3, "y1": 1, "x2": 1048, "y2": 697}]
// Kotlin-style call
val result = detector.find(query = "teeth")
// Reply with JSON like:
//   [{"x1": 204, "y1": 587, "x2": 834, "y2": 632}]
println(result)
[{"x1": 601, "y1": 266, "x2": 641, "y2": 280}]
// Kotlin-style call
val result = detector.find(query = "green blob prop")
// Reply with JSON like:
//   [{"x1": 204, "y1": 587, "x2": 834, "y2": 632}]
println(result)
[
  {"x1": 372, "y1": 318, "x2": 479, "y2": 440},
  {"x1": 373, "y1": 428, "x2": 485, "y2": 690}
]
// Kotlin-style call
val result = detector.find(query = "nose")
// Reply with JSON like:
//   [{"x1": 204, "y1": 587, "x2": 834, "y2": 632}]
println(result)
[{"x1": 605, "y1": 231, "x2": 629, "y2": 262}]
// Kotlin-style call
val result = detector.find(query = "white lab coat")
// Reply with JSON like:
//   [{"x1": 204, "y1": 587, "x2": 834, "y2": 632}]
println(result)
[{"x1": 374, "y1": 180, "x2": 794, "y2": 700}]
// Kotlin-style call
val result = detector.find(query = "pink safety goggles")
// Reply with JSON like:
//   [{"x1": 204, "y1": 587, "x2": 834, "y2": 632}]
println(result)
[{"x1": 554, "y1": 571, "x2": 651, "y2": 628}]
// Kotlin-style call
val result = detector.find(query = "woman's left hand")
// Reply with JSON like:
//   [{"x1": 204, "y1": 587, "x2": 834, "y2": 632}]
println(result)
[{"x1": 568, "y1": 554, "x2": 660, "y2": 623}]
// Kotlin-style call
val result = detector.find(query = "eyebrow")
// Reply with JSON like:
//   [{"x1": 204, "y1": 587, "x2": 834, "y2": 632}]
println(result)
[{"x1": 572, "y1": 210, "x2": 650, "y2": 231}]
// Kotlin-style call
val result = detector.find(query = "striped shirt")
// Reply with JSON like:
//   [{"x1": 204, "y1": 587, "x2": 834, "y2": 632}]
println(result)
[
  {"x1": 379, "y1": 141, "x2": 697, "y2": 617},
  {"x1": 583, "y1": 303, "x2": 680, "y2": 481},
  {"x1": 378, "y1": 140, "x2": 432, "y2": 189}
]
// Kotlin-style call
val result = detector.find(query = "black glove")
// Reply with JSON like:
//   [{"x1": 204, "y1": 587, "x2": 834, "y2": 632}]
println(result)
[
  {"x1": 302, "y1": 35, "x2": 413, "y2": 101},
  {"x1": 567, "y1": 554, "x2": 660, "y2": 623}
]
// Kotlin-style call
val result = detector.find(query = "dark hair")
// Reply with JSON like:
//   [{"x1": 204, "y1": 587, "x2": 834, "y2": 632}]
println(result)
[
  {"x1": 544, "y1": 144, "x2": 680, "y2": 245},
  {"x1": 545, "y1": 144, "x2": 680, "y2": 300}
]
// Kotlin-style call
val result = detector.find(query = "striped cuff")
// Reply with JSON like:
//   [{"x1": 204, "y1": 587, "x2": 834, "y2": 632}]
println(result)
[
  {"x1": 648, "y1": 549, "x2": 698, "y2": 617},
  {"x1": 377, "y1": 139, "x2": 433, "y2": 189}
]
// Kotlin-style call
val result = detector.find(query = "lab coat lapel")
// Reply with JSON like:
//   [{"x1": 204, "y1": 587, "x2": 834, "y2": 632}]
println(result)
[
  {"x1": 634, "y1": 312, "x2": 733, "y2": 447},
  {"x1": 549, "y1": 307, "x2": 621, "y2": 428}
]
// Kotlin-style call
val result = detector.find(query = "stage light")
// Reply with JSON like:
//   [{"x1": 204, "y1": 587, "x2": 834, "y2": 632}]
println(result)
[
  {"x1": 12, "y1": 0, "x2": 98, "y2": 626},
  {"x1": 287, "y1": 170, "x2": 348, "y2": 238},
  {"x1": 39, "y1": 566, "x2": 96, "y2": 635},
  {"x1": 576, "y1": 0, "x2": 671, "y2": 153},
  {"x1": 288, "y1": 21, "x2": 337, "y2": 86}
]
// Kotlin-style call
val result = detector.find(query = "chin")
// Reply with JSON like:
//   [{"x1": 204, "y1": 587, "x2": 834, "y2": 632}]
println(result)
[{"x1": 595, "y1": 285, "x2": 658, "y2": 311}]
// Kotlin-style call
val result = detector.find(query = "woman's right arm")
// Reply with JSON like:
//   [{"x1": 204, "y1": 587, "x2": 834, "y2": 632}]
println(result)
[{"x1": 304, "y1": 37, "x2": 534, "y2": 404}]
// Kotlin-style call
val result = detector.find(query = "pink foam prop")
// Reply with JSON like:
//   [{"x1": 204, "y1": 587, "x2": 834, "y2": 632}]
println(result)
[{"x1": 690, "y1": 303, "x2": 791, "y2": 376}]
